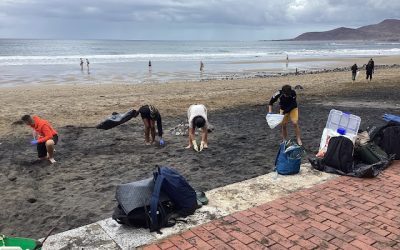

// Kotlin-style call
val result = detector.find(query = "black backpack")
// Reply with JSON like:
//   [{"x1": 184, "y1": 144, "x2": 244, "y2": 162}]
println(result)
[
  {"x1": 322, "y1": 136, "x2": 354, "y2": 173},
  {"x1": 112, "y1": 167, "x2": 198, "y2": 233},
  {"x1": 112, "y1": 178, "x2": 177, "y2": 231},
  {"x1": 150, "y1": 166, "x2": 197, "y2": 232}
]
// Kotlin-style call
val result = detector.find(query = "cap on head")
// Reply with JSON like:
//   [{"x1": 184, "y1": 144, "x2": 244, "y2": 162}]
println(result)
[
  {"x1": 193, "y1": 116, "x2": 206, "y2": 128},
  {"x1": 282, "y1": 85, "x2": 292, "y2": 96}
]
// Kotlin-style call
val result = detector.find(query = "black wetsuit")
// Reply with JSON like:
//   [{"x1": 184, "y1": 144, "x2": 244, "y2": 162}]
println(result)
[
  {"x1": 138, "y1": 105, "x2": 163, "y2": 137},
  {"x1": 351, "y1": 64, "x2": 358, "y2": 73},
  {"x1": 351, "y1": 64, "x2": 358, "y2": 80},
  {"x1": 366, "y1": 63, "x2": 373, "y2": 80},
  {"x1": 269, "y1": 90, "x2": 297, "y2": 114}
]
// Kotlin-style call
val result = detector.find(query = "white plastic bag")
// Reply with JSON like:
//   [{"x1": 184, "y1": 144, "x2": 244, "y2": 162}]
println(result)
[{"x1": 266, "y1": 114, "x2": 284, "y2": 129}]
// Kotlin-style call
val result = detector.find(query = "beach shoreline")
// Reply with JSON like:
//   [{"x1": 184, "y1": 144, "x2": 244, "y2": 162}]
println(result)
[
  {"x1": 1, "y1": 53, "x2": 399, "y2": 87},
  {"x1": 1, "y1": 66, "x2": 400, "y2": 239}
]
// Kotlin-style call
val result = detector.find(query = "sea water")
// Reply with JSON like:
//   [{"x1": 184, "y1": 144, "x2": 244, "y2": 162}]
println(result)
[{"x1": 0, "y1": 39, "x2": 399, "y2": 86}]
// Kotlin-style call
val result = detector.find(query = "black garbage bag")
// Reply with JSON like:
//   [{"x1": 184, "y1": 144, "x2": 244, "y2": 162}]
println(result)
[
  {"x1": 96, "y1": 109, "x2": 136, "y2": 130},
  {"x1": 309, "y1": 157, "x2": 392, "y2": 178},
  {"x1": 369, "y1": 121, "x2": 400, "y2": 160}
]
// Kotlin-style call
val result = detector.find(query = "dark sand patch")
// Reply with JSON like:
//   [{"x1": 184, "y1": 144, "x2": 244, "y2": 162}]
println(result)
[{"x1": 0, "y1": 86, "x2": 399, "y2": 239}]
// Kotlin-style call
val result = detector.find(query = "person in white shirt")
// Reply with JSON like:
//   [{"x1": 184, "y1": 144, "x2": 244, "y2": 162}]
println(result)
[{"x1": 186, "y1": 104, "x2": 208, "y2": 151}]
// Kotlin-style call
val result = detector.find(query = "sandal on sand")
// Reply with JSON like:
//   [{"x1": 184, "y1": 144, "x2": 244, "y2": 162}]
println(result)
[{"x1": 196, "y1": 191, "x2": 208, "y2": 208}]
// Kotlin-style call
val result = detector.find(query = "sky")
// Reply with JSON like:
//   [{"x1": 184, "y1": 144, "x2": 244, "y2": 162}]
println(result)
[{"x1": 0, "y1": 0, "x2": 399, "y2": 40}]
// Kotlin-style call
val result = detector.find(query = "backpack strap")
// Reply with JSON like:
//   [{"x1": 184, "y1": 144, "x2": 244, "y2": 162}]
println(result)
[
  {"x1": 274, "y1": 143, "x2": 284, "y2": 169},
  {"x1": 150, "y1": 173, "x2": 165, "y2": 231}
]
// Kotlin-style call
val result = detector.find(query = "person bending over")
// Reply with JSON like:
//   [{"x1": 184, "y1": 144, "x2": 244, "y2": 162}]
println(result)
[
  {"x1": 268, "y1": 85, "x2": 302, "y2": 146},
  {"x1": 21, "y1": 115, "x2": 58, "y2": 164},
  {"x1": 133, "y1": 105, "x2": 164, "y2": 145},
  {"x1": 186, "y1": 104, "x2": 208, "y2": 152}
]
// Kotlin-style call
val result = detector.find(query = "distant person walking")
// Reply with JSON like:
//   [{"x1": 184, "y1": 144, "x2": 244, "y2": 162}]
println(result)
[
  {"x1": 366, "y1": 59, "x2": 374, "y2": 81},
  {"x1": 200, "y1": 61, "x2": 204, "y2": 72},
  {"x1": 148, "y1": 60, "x2": 152, "y2": 71},
  {"x1": 268, "y1": 85, "x2": 302, "y2": 146},
  {"x1": 351, "y1": 63, "x2": 358, "y2": 83},
  {"x1": 286, "y1": 54, "x2": 289, "y2": 68},
  {"x1": 369, "y1": 58, "x2": 375, "y2": 73},
  {"x1": 80, "y1": 58, "x2": 84, "y2": 71},
  {"x1": 86, "y1": 59, "x2": 90, "y2": 71}
]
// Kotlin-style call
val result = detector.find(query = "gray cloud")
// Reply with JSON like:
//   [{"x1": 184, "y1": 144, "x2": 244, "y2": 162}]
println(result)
[{"x1": 0, "y1": 0, "x2": 399, "y2": 39}]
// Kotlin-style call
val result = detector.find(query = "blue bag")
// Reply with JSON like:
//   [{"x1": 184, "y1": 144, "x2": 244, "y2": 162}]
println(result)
[
  {"x1": 275, "y1": 142, "x2": 301, "y2": 175},
  {"x1": 150, "y1": 166, "x2": 197, "y2": 232}
]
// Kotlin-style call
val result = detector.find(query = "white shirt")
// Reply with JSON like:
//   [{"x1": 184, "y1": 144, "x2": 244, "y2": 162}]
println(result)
[{"x1": 187, "y1": 104, "x2": 208, "y2": 128}]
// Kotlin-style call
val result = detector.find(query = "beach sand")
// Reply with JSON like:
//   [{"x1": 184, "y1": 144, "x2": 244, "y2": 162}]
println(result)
[{"x1": 0, "y1": 67, "x2": 400, "y2": 239}]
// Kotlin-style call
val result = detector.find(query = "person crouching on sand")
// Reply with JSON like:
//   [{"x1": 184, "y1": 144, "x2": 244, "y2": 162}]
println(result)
[
  {"x1": 268, "y1": 85, "x2": 302, "y2": 146},
  {"x1": 21, "y1": 115, "x2": 58, "y2": 164},
  {"x1": 186, "y1": 104, "x2": 208, "y2": 152},
  {"x1": 133, "y1": 105, "x2": 164, "y2": 146}
]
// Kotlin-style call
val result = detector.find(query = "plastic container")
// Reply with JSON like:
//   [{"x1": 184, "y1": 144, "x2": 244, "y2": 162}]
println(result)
[
  {"x1": 325, "y1": 109, "x2": 361, "y2": 136},
  {"x1": 0, "y1": 235, "x2": 40, "y2": 250}
]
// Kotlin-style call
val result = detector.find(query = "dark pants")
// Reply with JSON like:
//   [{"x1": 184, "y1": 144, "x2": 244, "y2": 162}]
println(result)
[
  {"x1": 37, "y1": 135, "x2": 58, "y2": 158},
  {"x1": 366, "y1": 72, "x2": 372, "y2": 80}
]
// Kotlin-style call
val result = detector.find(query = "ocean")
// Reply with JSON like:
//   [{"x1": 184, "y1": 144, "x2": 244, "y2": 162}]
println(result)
[{"x1": 1, "y1": 39, "x2": 400, "y2": 86}]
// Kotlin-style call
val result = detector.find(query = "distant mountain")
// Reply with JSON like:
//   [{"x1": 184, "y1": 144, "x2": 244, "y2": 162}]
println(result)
[{"x1": 293, "y1": 19, "x2": 400, "y2": 41}]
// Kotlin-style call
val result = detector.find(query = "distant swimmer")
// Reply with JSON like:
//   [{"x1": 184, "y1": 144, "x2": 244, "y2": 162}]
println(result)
[
  {"x1": 268, "y1": 85, "x2": 302, "y2": 146},
  {"x1": 351, "y1": 63, "x2": 358, "y2": 83},
  {"x1": 186, "y1": 104, "x2": 208, "y2": 152},
  {"x1": 200, "y1": 61, "x2": 204, "y2": 72},
  {"x1": 80, "y1": 58, "x2": 84, "y2": 71},
  {"x1": 133, "y1": 105, "x2": 164, "y2": 146},
  {"x1": 86, "y1": 58, "x2": 90, "y2": 71},
  {"x1": 148, "y1": 60, "x2": 152, "y2": 70},
  {"x1": 21, "y1": 115, "x2": 58, "y2": 164}
]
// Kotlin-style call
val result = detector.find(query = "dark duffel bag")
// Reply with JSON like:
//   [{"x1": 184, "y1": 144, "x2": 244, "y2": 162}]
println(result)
[{"x1": 354, "y1": 142, "x2": 389, "y2": 165}]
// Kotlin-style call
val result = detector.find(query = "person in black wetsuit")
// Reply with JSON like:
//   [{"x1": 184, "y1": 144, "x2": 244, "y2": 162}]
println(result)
[
  {"x1": 351, "y1": 63, "x2": 358, "y2": 83},
  {"x1": 268, "y1": 85, "x2": 302, "y2": 145},
  {"x1": 133, "y1": 105, "x2": 164, "y2": 145},
  {"x1": 366, "y1": 58, "x2": 374, "y2": 81}
]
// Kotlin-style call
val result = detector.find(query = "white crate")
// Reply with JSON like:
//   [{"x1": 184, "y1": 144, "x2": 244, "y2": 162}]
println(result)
[{"x1": 325, "y1": 109, "x2": 361, "y2": 136}]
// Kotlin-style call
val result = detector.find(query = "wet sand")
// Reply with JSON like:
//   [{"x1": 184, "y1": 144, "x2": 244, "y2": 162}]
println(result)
[{"x1": 0, "y1": 68, "x2": 400, "y2": 239}]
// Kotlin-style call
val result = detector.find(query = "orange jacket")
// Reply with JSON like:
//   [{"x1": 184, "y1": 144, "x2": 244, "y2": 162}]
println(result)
[{"x1": 30, "y1": 116, "x2": 58, "y2": 143}]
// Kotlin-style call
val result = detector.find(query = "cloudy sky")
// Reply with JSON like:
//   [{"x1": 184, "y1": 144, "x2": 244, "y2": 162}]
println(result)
[{"x1": 0, "y1": 0, "x2": 399, "y2": 40}]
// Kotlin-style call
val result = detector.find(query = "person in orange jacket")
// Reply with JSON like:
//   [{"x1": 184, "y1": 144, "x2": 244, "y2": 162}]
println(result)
[{"x1": 21, "y1": 115, "x2": 58, "y2": 163}]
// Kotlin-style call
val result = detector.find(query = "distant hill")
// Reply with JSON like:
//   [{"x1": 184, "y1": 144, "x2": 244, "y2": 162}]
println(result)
[{"x1": 293, "y1": 19, "x2": 400, "y2": 41}]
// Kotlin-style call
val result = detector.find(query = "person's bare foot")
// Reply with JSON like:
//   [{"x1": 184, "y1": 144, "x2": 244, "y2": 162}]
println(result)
[
  {"x1": 48, "y1": 158, "x2": 56, "y2": 164},
  {"x1": 145, "y1": 141, "x2": 151, "y2": 146},
  {"x1": 200, "y1": 141, "x2": 208, "y2": 151},
  {"x1": 297, "y1": 139, "x2": 303, "y2": 146},
  {"x1": 185, "y1": 145, "x2": 191, "y2": 149}
]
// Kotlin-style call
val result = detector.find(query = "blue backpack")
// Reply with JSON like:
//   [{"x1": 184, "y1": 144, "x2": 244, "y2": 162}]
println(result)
[
  {"x1": 275, "y1": 142, "x2": 301, "y2": 175},
  {"x1": 150, "y1": 166, "x2": 197, "y2": 232}
]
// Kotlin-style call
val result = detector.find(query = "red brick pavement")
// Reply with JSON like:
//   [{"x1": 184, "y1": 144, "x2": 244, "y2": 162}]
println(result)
[{"x1": 141, "y1": 162, "x2": 400, "y2": 250}]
